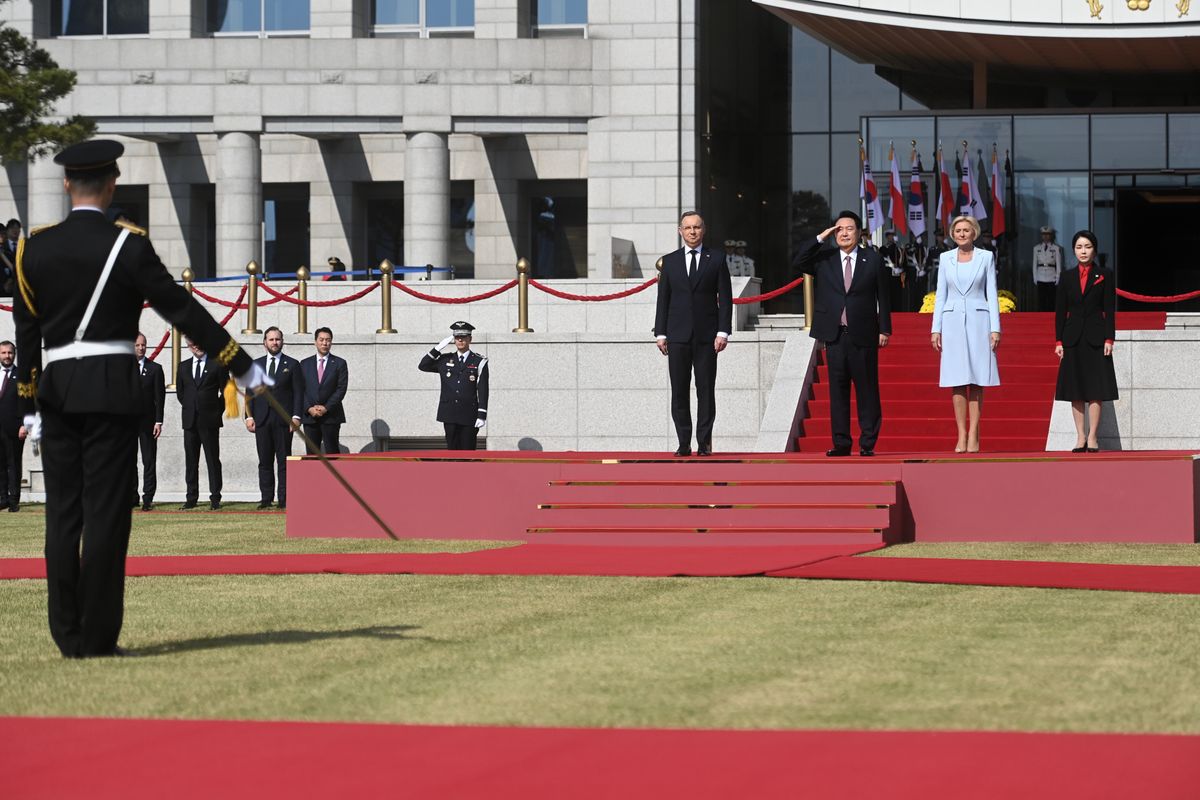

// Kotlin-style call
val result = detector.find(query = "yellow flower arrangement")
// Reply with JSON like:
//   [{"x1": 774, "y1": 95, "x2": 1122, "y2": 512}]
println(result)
[
  {"x1": 919, "y1": 292, "x2": 936, "y2": 313},
  {"x1": 919, "y1": 290, "x2": 1017, "y2": 313}
]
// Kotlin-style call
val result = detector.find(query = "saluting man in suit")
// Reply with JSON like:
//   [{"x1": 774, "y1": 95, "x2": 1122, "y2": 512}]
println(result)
[
  {"x1": 654, "y1": 211, "x2": 733, "y2": 457},
  {"x1": 132, "y1": 332, "x2": 165, "y2": 511},
  {"x1": 793, "y1": 210, "x2": 892, "y2": 456},
  {"x1": 244, "y1": 326, "x2": 303, "y2": 509},
  {"x1": 0, "y1": 340, "x2": 27, "y2": 512},
  {"x1": 177, "y1": 338, "x2": 229, "y2": 509},
  {"x1": 300, "y1": 327, "x2": 348, "y2": 455},
  {"x1": 418, "y1": 320, "x2": 489, "y2": 451},
  {"x1": 12, "y1": 139, "x2": 266, "y2": 658}
]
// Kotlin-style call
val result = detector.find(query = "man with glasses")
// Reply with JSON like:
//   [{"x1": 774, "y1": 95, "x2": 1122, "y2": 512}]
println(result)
[{"x1": 419, "y1": 321, "x2": 489, "y2": 451}]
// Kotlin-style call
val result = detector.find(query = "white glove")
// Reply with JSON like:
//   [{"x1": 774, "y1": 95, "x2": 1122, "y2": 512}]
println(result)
[
  {"x1": 234, "y1": 363, "x2": 275, "y2": 393},
  {"x1": 436, "y1": 336, "x2": 454, "y2": 350},
  {"x1": 23, "y1": 413, "x2": 43, "y2": 444},
  {"x1": 475, "y1": 418, "x2": 486, "y2": 429}
]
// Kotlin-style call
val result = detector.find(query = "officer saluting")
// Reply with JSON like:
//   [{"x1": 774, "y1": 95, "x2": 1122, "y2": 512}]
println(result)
[
  {"x1": 418, "y1": 321, "x2": 489, "y2": 451},
  {"x1": 13, "y1": 140, "x2": 268, "y2": 658}
]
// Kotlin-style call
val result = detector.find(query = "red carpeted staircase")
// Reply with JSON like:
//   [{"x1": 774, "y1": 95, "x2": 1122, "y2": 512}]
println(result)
[
  {"x1": 528, "y1": 462, "x2": 904, "y2": 544},
  {"x1": 797, "y1": 312, "x2": 1059, "y2": 453}
]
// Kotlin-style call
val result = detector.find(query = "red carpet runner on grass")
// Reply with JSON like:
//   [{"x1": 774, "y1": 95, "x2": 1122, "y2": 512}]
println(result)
[
  {"x1": 3, "y1": 717, "x2": 1198, "y2": 799},
  {"x1": 797, "y1": 311, "x2": 1165, "y2": 453}
]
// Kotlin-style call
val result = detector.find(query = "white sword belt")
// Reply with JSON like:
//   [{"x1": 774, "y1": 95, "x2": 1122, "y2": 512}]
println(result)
[{"x1": 45, "y1": 340, "x2": 136, "y2": 364}]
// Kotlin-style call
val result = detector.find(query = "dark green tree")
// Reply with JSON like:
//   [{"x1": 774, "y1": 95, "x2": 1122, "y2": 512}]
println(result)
[{"x1": 0, "y1": 4, "x2": 95, "y2": 164}]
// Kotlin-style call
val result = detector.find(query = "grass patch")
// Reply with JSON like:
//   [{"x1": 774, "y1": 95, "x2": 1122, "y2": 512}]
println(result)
[
  {"x1": 868, "y1": 542, "x2": 1200, "y2": 566},
  {"x1": 0, "y1": 506, "x2": 508, "y2": 557},
  {"x1": 2, "y1": 573, "x2": 1198, "y2": 733}
]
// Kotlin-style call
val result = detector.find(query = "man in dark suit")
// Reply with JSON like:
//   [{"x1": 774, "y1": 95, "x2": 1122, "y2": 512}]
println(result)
[
  {"x1": 132, "y1": 332, "x2": 165, "y2": 511},
  {"x1": 654, "y1": 211, "x2": 733, "y2": 457},
  {"x1": 177, "y1": 338, "x2": 229, "y2": 509},
  {"x1": 418, "y1": 320, "x2": 489, "y2": 450},
  {"x1": 12, "y1": 139, "x2": 263, "y2": 658},
  {"x1": 244, "y1": 326, "x2": 303, "y2": 508},
  {"x1": 1, "y1": 219, "x2": 20, "y2": 296},
  {"x1": 300, "y1": 327, "x2": 348, "y2": 455},
  {"x1": 0, "y1": 340, "x2": 27, "y2": 511},
  {"x1": 794, "y1": 210, "x2": 892, "y2": 456}
]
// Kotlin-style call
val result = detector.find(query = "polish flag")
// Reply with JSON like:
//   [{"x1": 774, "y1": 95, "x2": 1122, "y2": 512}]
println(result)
[
  {"x1": 888, "y1": 145, "x2": 907, "y2": 237},
  {"x1": 936, "y1": 147, "x2": 954, "y2": 232}
]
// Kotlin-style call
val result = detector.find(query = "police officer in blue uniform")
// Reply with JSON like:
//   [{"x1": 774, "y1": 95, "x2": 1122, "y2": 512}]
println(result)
[{"x1": 418, "y1": 321, "x2": 489, "y2": 450}]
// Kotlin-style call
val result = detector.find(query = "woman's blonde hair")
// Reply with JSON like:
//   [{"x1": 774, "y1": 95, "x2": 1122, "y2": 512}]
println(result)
[{"x1": 950, "y1": 215, "x2": 981, "y2": 240}]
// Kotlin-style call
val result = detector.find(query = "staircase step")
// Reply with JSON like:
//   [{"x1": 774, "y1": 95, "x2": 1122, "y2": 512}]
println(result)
[
  {"x1": 535, "y1": 505, "x2": 892, "y2": 527},
  {"x1": 874, "y1": 365, "x2": 1059, "y2": 382},
  {"x1": 805, "y1": 399, "x2": 1049, "y2": 419},
  {"x1": 799, "y1": 418, "x2": 1048, "y2": 437},
  {"x1": 544, "y1": 482, "x2": 897, "y2": 503},
  {"x1": 527, "y1": 526, "x2": 884, "y2": 541},
  {"x1": 807, "y1": 382, "x2": 1055, "y2": 402},
  {"x1": 795, "y1": 435, "x2": 1047, "y2": 453}
]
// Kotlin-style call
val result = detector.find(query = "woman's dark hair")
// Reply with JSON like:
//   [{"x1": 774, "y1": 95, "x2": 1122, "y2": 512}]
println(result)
[{"x1": 1071, "y1": 230, "x2": 1098, "y2": 251}]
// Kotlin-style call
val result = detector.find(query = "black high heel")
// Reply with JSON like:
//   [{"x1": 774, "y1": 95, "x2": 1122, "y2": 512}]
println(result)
[
  {"x1": 1086, "y1": 446, "x2": 1100, "y2": 453},
  {"x1": 1071, "y1": 446, "x2": 1087, "y2": 453}
]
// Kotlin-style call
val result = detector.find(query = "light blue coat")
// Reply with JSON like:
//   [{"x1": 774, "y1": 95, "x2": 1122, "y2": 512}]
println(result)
[{"x1": 931, "y1": 248, "x2": 1001, "y2": 387}]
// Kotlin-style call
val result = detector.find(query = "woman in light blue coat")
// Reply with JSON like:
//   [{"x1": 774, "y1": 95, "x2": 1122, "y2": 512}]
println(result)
[{"x1": 930, "y1": 215, "x2": 1001, "y2": 452}]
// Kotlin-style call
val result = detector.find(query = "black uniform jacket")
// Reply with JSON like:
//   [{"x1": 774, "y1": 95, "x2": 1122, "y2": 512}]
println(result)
[
  {"x1": 1056, "y1": 266, "x2": 1116, "y2": 347},
  {"x1": 247, "y1": 352, "x2": 304, "y2": 427},
  {"x1": 177, "y1": 357, "x2": 229, "y2": 430},
  {"x1": 13, "y1": 210, "x2": 251, "y2": 415},
  {"x1": 137, "y1": 357, "x2": 166, "y2": 424},
  {"x1": 654, "y1": 246, "x2": 733, "y2": 343},
  {"x1": 792, "y1": 238, "x2": 893, "y2": 347},
  {"x1": 419, "y1": 349, "x2": 489, "y2": 426}
]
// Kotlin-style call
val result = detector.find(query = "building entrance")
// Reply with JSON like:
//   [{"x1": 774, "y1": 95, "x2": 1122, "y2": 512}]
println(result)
[{"x1": 1109, "y1": 182, "x2": 1200, "y2": 312}]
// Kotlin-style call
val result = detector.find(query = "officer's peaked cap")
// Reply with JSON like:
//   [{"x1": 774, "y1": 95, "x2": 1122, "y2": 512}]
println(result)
[
  {"x1": 54, "y1": 139, "x2": 124, "y2": 171},
  {"x1": 450, "y1": 321, "x2": 475, "y2": 336}
]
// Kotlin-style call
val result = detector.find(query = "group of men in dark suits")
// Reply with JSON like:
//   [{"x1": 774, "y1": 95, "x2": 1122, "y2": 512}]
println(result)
[
  {"x1": 656, "y1": 209, "x2": 890, "y2": 457},
  {"x1": 0, "y1": 340, "x2": 27, "y2": 511}
]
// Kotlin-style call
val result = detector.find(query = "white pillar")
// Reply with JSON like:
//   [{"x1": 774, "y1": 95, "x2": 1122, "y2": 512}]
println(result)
[
  {"x1": 404, "y1": 132, "x2": 450, "y2": 280},
  {"x1": 26, "y1": 155, "x2": 69, "y2": 228},
  {"x1": 215, "y1": 131, "x2": 262, "y2": 277}
]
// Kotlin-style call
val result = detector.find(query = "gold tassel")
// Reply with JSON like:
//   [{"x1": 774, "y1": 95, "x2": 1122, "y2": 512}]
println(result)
[{"x1": 223, "y1": 377, "x2": 240, "y2": 419}]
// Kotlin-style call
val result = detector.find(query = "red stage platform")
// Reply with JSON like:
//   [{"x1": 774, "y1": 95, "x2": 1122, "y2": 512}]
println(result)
[{"x1": 287, "y1": 450, "x2": 1199, "y2": 545}]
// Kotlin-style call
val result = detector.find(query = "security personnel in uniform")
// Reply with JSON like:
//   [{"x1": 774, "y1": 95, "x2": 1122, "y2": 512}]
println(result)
[
  {"x1": 1033, "y1": 225, "x2": 1063, "y2": 312},
  {"x1": 418, "y1": 321, "x2": 489, "y2": 450},
  {"x1": 12, "y1": 139, "x2": 267, "y2": 658},
  {"x1": 722, "y1": 240, "x2": 743, "y2": 277},
  {"x1": 733, "y1": 240, "x2": 756, "y2": 278}
]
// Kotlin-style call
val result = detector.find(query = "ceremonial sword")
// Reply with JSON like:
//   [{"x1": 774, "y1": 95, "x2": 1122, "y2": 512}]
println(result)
[{"x1": 251, "y1": 385, "x2": 400, "y2": 541}]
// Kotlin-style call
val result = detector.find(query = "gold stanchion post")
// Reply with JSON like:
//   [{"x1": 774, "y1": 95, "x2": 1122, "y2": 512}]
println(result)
[
  {"x1": 512, "y1": 257, "x2": 533, "y2": 333},
  {"x1": 242, "y1": 260, "x2": 261, "y2": 335},
  {"x1": 295, "y1": 265, "x2": 309, "y2": 335},
  {"x1": 169, "y1": 267, "x2": 193, "y2": 389},
  {"x1": 803, "y1": 273, "x2": 815, "y2": 331},
  {"x1": 377, "y1": 259, "x2": 397, "y2": 334}
]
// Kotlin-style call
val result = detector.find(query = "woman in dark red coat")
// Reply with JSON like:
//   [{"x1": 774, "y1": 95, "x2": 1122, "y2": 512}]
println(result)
[{"x1": 1054, "y1": 230, "x2": 1118, "y2": 452}]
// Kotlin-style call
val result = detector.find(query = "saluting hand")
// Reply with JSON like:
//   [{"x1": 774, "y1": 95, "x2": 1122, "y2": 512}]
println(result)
[{"x1": 818, "y1": 224, "x2": 839, "y2": 242}]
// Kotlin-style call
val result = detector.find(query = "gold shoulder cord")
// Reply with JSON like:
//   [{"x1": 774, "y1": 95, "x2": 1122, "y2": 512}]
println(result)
[
  {"x1": 217, "y1": 338, "x2": 241, "y2": 366},
  {"x1": 14, "y1": 236, "x2": 37, "y2": 318},
  {"x1": 115, "y1": 219, "x2": 148, "y2": 237}
]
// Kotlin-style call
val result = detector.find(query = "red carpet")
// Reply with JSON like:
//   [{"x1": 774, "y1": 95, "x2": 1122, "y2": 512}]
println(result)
[
  {"x1": 3, "y1": 716, "x2": 1197, "y2": 799},
  {"x1": 770, "y1": 556, "x2": 1200, "y2": 594},
  {"x1": 0, "y1": 543, "x2": 880, "y2": 580}
]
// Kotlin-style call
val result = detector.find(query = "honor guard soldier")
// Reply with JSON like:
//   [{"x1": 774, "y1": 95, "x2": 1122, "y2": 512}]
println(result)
[
  {"x1": 722, "y1": 240, "x2": 744, "y2": 277},
  {"x1": 418, "y1": 321, "x2": 489, "y2": 450},
  {"x1": 1033, "y1": 225, "x2": 1063, "y2": 312},
  {"x1": 13, "y1": 139, "x2": 269, "y2": 658},
  {"x1": 733, "y1": 240, "x2": 756, "y2": 278}
]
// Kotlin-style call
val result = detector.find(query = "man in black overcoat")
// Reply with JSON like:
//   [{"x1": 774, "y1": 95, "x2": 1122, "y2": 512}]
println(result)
[
  {"x1": 177, "y1": 338, "x2": 229, "y2": 509},
  {"x1": 793, "y1": 210, "x2": 892, "y2": 456},
  {"x1": 653, "y1": 211, "x2": 733, "y2": 457},
  {"x1": 0, "y1": 340, "x2": 26, "y2": 511},
  {"x1": 132, "y1": 332, "x2": 165, "y2": 511}
]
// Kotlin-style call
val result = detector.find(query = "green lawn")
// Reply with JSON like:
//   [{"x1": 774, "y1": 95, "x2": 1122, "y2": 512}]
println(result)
[{"x1": 2, "y1": 512, "x2": 1198, "y2": 733}]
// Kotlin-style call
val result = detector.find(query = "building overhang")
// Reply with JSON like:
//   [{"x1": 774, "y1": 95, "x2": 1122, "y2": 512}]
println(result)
[{"x1": 756, "y1": 0, "x2": 1200, "y2": 74}]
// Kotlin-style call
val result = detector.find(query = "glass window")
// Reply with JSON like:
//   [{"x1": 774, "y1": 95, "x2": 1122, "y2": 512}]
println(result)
[
  {"x1": 263, "y1": 184, "x2": 310, "y2": 275},
  {"x1": 830, "y1": 133, "x2": 862, "y2": 219},
  {"x1": 935, "y1": 116, "x2": 1012, "y2": 166},
  {"x1": 537, "y1": 0, "x2": 586, "y2": 26},
  {"x1": 1091, "y1": 114, "x2": 1165, "y2": 170},
  {"x1": 375, "y1": 0, "x2": 420, "y2": 25},
  {"x1": 1013, "y1": 115, "x2": 1088, "y2": 171},
  {"x1": 528, "y1": 180, "x2": 586, "y2": 279},
  {"x1": 426, "y1": 0, "x2": 473, "y2": 28},
  {"x1": 1168, "y1": 114, "x2": 1200, "y2": 169},
  {"x1": 791, "y1": 134, "x2": 830, "y2": 203},
  {"x1": 790, "y1": 31, "x2": 829, "y2": 133},
  {"x1": 210, "y1": 0, "x2": 310, "y2": 35},
  {"x1": 449, "y1": 181, "x2": 476, "y2": 279},
  {"x1": 1014, "y1": 171, "x2": 1089, "y2": 271},
  {"x1": 54, "y1": 0, "x2": 148, "y2": 36},
  {"x1": 866, "y1": 117, "x2": 934, "y2": 182},
  {"x1": 365, "y1": 182, "x2": 405, "y2": 271},
  {"x1": 829, "y1": 50, "x2": 899, "y2": 132}
]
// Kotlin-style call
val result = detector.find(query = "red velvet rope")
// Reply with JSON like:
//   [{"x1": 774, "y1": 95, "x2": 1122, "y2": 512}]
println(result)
[
  {"x1": 528, "y1": 277, "x2": 658, "y2": 301},
  {"x1": 258, "y1": 280, "x2": 379, "y2": 306},
  {"x1": 192, "y1": 284, "x2": 299, "y2": 308},
  {"x1": 391, "y1": 279, "x2": 518, "y2": 304},
  {"x1": 1117, "y1": 288, "x2": 1200, "y2": 303},
  {"x1": 0, "y1": 303, "x2": 10, "y2": 312},
  {"x1": 217, "y1": 285, "x2": 248, "y2": 325},
  {"x1": 733, "y1": 275, "x2": 804, "y2": 305},
  {"x1": 147, "y1": 330, "x2": 171, "y2": 361}
]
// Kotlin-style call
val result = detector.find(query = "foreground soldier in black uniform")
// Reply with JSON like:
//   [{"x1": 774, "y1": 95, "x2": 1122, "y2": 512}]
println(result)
[
  {"x1": 418, "y1": 321, "x2": 489, "y2": 451},
  {"x1": 13, "y1": 140, "x2": 269, "y2": 658}
]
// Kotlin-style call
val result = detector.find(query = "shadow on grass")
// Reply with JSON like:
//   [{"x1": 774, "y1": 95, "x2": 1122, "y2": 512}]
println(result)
[{"x1": 133, "y1": 624, "x2": 436, "y2": 656}]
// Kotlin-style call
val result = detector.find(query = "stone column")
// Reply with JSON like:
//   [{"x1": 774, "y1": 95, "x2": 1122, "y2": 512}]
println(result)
[
  {"x1": 404, "y1": 131, "x2": 450, "y2": 280},
  {"x1": 26, "y1": 154, "x2": 69, "y2": 228},
  {"x1": 215, "y1": 131, "x2": 262, "y2": 277}
]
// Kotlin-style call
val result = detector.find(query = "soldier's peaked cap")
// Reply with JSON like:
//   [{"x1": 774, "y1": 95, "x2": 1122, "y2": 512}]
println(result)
[
  {"x1": 450, "y1": 321, "x2": 475, "y2": 336},
  {"x1": 54, "y1": 139, "x2": 124, "y2": 171}
]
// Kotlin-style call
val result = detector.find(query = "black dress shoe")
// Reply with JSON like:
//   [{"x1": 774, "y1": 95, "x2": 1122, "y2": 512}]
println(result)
[
  {"x1": 141, "y1": 502, "x2": 153, "y2": 512},
  {"x1": 859, "y1": 449, "x2": 875, "y2": 457},
  {"x1": 180, "y1": 502, "x2": 197, "y2": 510},
  {"x1": 673, "y1": 447, "x2": 692, "y2": 457},
  {"x1": 7, "y1": 504, "x2": 18, "y2": 513},
  {"x1": 697, "y1": 445, "x2": 712, "y2": 457},
  {"x1": 209, "y1": 501, "x2": 222, "y2": 511},
  {"x1": 826, "y1": 447, "x2": 851, "y2": 457},
  {"x1": 256, "y1": 501, "x2": 272, "y2": 510},
  {"x1": 277, "y1": 503, "x2": 286, "y2": 510}
]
